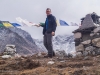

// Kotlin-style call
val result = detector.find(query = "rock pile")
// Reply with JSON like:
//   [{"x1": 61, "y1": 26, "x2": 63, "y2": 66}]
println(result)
[
  {"x1": 3, "y1": 44, "x2": 16, "y2": 56},
  {"x1": 73, "y1": 14, "x2": 100, "y2": 56},
  {"x1": 55, "y1": 49, "x2": 73, "y2": 58}
]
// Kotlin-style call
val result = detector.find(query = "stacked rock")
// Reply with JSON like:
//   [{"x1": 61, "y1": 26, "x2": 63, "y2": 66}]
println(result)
[
  {"x1": 3, "y1": 44, "x2": 16, "y2": 56},
  {"x1": 73, "y1": 14, "x2": 100, "y2": 56}
]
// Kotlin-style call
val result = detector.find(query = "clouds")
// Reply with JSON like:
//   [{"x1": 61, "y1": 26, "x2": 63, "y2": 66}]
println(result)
[
  {"x1": 0, "y1": 0, "x2": 100, "y2": 23},
  {"x1": 0, "y1": 0, "x2": 100, "y2": 39},
  {"x1": 20, "y1": 26, "x2": 79, "y2": 39}
]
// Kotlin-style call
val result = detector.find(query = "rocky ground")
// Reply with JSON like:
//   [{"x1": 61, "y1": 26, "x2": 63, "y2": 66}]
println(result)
[{"x1": 0, "y1": 54, "x2": 100, "y2": 75}]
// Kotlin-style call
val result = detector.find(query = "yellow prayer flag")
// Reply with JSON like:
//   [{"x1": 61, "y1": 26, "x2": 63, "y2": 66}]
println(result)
[{"x1": 2, "y1": 22, "x2": 13, "y2": 27}]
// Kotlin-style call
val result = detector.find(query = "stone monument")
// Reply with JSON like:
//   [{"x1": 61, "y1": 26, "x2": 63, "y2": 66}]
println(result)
[{"x1": 73, "y1": 14, "x2": 100, "y2": 56}]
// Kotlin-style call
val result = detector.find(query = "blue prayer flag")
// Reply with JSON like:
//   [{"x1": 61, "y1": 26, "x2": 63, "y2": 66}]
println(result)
[
  {"x1": 11, "y1": 23, "x2": 21, "y2": 27},
  {"x1": 59, "y1": 20, "x2": 68, "y2": 26}
]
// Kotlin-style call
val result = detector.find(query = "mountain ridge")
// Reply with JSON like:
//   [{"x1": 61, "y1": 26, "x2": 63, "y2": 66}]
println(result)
[
  {"x1": 34, "y1": 34, "x2": 75, "y2": 54},
  {"x1": 0, "y1": 27, "x2": 39, "y2": 55}
]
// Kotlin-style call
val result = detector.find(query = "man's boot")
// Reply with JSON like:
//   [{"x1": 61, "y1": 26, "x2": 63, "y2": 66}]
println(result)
[{"x1": 44, "y1": 54, "x2": 52, "y2": 58}]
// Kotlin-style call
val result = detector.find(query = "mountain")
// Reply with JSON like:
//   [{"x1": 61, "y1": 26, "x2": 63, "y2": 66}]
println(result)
[
  {"x1": 10, "y1": 27, "x2": 35, "y2": 44},
  {"x1": 35, "y1": 35, "x2": 75, "y2": 54},
  {"x1": 54, "y1": 35, "x2": 75, "y2": 53},
  {"x1": 0, "y1": 27, "x2": 39, "y2": 55},
  {"x1": 0, "y1": 27, "x2": 75, "y2": 55}
]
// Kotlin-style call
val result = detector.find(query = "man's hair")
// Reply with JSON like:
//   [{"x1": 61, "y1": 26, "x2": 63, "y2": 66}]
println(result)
[{"x1": 46, "y1": 8, "x2": 51, "y2": 11}]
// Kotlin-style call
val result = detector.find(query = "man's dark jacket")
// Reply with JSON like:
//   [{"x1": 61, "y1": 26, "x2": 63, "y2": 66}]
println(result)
[{"x1": 41, "y1": 14, "x2": 57, "y2": 35}]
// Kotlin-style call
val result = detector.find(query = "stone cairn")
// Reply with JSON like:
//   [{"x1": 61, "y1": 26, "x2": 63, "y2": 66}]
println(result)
[
  {"x1": 3, "y1": 44, "x2": 16, "y2": 56},
  {"x1": 73, "y1": 14, "x2": 100, "y2": 56}
]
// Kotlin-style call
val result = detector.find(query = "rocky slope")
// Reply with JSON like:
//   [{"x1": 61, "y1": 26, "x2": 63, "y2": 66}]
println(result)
[
  {"x1": 0, "y1": 27, "x2": 39, "y2": 55},
  {"x1": 0, "y1": 54, "x2": 100, "y2": 75}
]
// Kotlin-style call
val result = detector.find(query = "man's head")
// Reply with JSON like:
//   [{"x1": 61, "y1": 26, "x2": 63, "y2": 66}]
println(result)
[
  {"x1": 46, "y1": 8, "x2": 51, "y2": 16},
  {"x1": 92, "y1": 12, "x2": 96, "y2": 14}
]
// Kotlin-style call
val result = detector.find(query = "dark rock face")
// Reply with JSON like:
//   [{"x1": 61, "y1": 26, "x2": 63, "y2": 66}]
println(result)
[{"x1": 0, "y1": 27, "x2": 39, "y2": 55}]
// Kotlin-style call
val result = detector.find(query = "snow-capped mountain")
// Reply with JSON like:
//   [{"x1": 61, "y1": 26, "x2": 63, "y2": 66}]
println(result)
[
  {"x1": 34, "y1": 39, "x2": 47, "y2": 52},
  {"x1": 35, "y1": 35, "x2": 75, "y2": 54}
]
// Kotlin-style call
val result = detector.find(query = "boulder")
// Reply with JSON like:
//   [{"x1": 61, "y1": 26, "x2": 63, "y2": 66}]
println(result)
[
  {"x1": 90, "y1": 33, "x2": 95, "y2": 37},
  {"x1": 75, "y1": 44, "x2": 84, "y2": 52},
  {"x1": 88, "y1": 50, "x2": 95, "y2": 55},
  {"x1": 83, "y1": 51, "x2": 89, "y2": 56},
  {"x1": 81, "y1": 40, "x2": 91, "y2": 45},
  {"x1": 92, "y1": 38, "x2": 100, "y2": 47},
  {"x1": 14, "y1": 53, "x2": 21, "y2": 58},
  {"x1": 55, "y1": 50, "x2": 67, "y2": 57},
  {"x1": 91, "y1": 33, "x2": 100, "y2": 39},
  {"x1": 74, "y1": 32, "x2": 82, "y2": 39},
  {"x1": 96, "y1": 42, "x2": 100, "y2": 47},
  {"x1": 97, "y1": 33, "x2": 100, "y2": 35},
  {"x1": 85, "y1": 46, "x2": 94, "y2": 51},
  {"x1": 92, "y1": 51, "x2": 96, "y2": 56},
  {"x1": 1, "y1": 55, "x2": 11, "y2": 59},
  {"x1": 76, "y1": 52, "x2": 83, "y2": 57},
  {"x1": 83, "y1": 56, "x2": 90, "y2": 60},
  {"x1": 47, "y1": 61, "x2": 55, "y2": 65},
  {"x1": 93, "y1": 26, "x2": 100, "y2": 33},
  {"x1": 94, "y1": 48, "x2": 100, "y2": 55},
  {"x1": 37, "y1": 52, "x2": 42, "y2": 57},
  {"x1": 67, "y1": 53, "x2": 73, "y2": 58}
]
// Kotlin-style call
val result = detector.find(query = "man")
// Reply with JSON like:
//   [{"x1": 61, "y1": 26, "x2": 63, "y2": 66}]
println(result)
[{"x1": 39, "y1": 8, "x2": 57, "y2": 58}]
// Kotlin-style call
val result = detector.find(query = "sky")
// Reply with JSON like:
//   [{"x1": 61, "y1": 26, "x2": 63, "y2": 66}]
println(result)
[{"x1": 0, "y1": 0, "x2": 100, "y2": 39}]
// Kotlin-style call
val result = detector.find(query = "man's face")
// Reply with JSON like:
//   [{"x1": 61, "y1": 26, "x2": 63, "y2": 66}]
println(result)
[{"x1": 46, "y1": 9, "x2": 51, "y2": 15}]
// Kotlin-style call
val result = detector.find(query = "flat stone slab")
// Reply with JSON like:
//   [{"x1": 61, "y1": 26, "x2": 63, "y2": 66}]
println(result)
[
  {"x1": 80, "y1": 14, "x2": 96, "y2": 30},
  {"x1": 93, "y1": 26, "x2": 100, "y2": 33},
  {"x1": 92, "y1": 38, "x2": 100, "y2": 47},
  {"x1": 74, "y1": 32, "x2": 82, "y2": 39},
  {"x1": 75, "y1": 44, "x2": 84, "y2": 52},
  {"x1": 81, "y1": 40, "x2": 91, "y2": 45}
]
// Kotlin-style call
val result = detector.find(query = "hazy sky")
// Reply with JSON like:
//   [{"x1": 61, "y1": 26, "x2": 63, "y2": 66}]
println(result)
[{"x1": 0, "y1": 0, "x2": 100, "y2": 39}]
